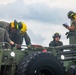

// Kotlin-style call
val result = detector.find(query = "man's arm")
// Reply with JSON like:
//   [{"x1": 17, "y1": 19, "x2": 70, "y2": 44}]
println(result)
[
  {"x1": 23, "y1": 32, "x2": 31, "y2": 46},
  {"x1": 4, "y1": 30, "x2": 14, "y2": 45}
]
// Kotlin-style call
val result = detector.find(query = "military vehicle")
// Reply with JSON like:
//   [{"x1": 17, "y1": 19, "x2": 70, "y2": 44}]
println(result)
[{"x1": 0, "y1": 31, "x2": 76, "y2": 75}]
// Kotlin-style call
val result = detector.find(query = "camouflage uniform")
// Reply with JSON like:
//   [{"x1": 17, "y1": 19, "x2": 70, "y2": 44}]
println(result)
[
  {"x1": 0, "y1": 21, "x2": 11, "y2": 43},
  {"x1": 49, "y1": 40, "x2": 63, "y2": 47},
  {"x1": 11, "y1": 31, "x2": 31, "y2": 46},
  {"x1": 22, "y1": 32, "x2": 31, "y2": 45},
  {"x1": 69, "y1": 19, "x2": 76, "y2": 44},
  {"x1": 49, "y1": 39, "x2": 63, "y2": 51}
]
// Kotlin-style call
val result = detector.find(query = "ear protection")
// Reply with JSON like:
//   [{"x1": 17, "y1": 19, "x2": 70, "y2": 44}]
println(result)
[
  {"x1": 10, "y1": 20, "x2": 22, "y2": 30},
  {"x1": 11, "y1": 20, "x2": 18, "y2": 29},
  {"x1": 11, "y1": 22, "x2": 15, "y2": 28},
  {"x1": 21, "y1": 22, "x2": 27, "y2": 33}
]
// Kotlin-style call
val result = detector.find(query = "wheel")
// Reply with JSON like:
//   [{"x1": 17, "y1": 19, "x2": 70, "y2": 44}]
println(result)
[
  {"x1": 68, "y1": 65, "x2": 76, "y2": 75},
  {"x1": 17, "y1": 52, "x2": 66, "y2": 75}
]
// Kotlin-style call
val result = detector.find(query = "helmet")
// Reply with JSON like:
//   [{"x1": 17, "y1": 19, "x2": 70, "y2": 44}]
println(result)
[
  {"x1": 20, "y1": 22, "x2": 27, "y2": 33},
  {"x1": 67, "y1": 11, "x2": 75, "y2": 19},
  {"x1": 16, "y1": 22, "x2": 23, "y2": 30},
  {"x1": 11, "y1": 20, "x2": 18, "y2": 28},
  {"x1": 53, "y1": 33, "x2": 61, "y2": 39}
]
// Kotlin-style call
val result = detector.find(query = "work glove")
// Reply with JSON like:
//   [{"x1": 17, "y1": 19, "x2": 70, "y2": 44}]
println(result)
[
  {"x1": 11, "y1": 43, "x2": 15, "y2": 47},
  {"x1": 16, "y1": 44, "x2": 22, "y2": 50},
  {"x1": 11, "y1": 43, "x2": 15, "y2": 50},
  {"x1": 27, "y1": 44, "x2": 32, "y2": 48}
]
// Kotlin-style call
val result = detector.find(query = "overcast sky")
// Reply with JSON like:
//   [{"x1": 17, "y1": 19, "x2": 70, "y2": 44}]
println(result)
[{"x1": 0, "y1": 0, "x2": 76, "y2": 46}]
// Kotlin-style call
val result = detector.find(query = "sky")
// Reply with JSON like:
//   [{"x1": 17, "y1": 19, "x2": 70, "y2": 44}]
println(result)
[{"x1": 0, "y1": 0, "x2": 76, "y2": 47}]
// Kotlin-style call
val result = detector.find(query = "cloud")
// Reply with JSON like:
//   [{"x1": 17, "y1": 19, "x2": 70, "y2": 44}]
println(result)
[
  {"x1": 27, "y1": 29, "x2": 45, "y2": 45},
  {"x1": 24, "y1": 0, "x2": 76, "y2": 10},
  {"x1": 0, "y1": 0, "x2": 68, "y2": 25},
  {"x1": 26, "y1": 5, "x2": 67, "y2": 24},
  {"x1": 24, "y1": 0, "x2": 50, "y2": 4},
  {"x1": 48, "y1": 0, "x2": 76, "y2": 10},
  {"x1": 0, "y1": 0, "x2": 15, "y2": 5}
]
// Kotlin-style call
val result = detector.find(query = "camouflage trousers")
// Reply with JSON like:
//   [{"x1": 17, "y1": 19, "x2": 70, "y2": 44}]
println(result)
[{"x1": 69, "y1": 35, "x2": 76, "y2": 44}]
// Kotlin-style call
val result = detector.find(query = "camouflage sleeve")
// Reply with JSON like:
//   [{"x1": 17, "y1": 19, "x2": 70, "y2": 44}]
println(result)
[
  {"x1": 23, "y1": 32, "x2": 31, "y2": 45},
  {"x1": 4, "y1": 30, "x2": 11, "y2": 43},
  {"x1": 71, "y1": 20, "x2": 76, "y2": 27},
  {"x1": 71, "y1": 20, "x2": 76, "y2": 31},
  {"x1": 49, "y1": 42, "x2": 51, "y2": 47},
  {"x1": 60, "y1": 41, "x2": 63, "y2": 46},
  {"x1": 49, "y1": 41, "x2": 54, "y2": 47}
]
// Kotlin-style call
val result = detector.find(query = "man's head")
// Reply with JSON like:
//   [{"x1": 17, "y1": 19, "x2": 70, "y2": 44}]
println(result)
[
  {"x1": 67, "y1": 11, "x2": 76, "y2": 20},
  {"x1": 18, "y1": 22, "x2": 27, "y2": 34},
  {"x1": 10, "y1": 20, "x2": 27, "y2": 33},
  {"x1": 53, "y1": 33, "x2": 61, "y2": 41}
]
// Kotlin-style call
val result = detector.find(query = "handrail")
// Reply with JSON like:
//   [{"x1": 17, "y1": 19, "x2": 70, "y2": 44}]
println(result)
[{"x1": 0, "y1": 42, "x2": 11, "y2": 50}]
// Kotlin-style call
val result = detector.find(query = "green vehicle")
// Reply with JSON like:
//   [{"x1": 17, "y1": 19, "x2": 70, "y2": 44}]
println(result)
[{"x1": 0, "y1": 31, "x2": 76, "y2": 75}]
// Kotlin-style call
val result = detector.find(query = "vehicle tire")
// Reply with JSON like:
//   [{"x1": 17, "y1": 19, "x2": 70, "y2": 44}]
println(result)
[
  {"x1": 17, "y1": 52, "x2": 66, "y2": 75},
  {"x1": 68, "y1": 65, "x2": 76, "y2": 75}
]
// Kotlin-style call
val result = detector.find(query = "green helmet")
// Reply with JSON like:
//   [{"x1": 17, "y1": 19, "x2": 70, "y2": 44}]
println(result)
[
  {"x1": 67, "y1": 11, "x2": 75, "y2": 19},
  {"x1": 53, "y1": 33, "x2": 61, "y2": 39}
]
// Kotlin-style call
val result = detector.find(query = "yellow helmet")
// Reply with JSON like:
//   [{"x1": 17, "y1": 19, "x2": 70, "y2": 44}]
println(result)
[{"x1": 21, "y1": 22, "x2": 27, "y2": 33}]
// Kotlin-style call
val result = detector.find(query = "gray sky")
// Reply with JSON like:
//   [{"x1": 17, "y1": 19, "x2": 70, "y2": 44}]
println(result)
[{"x1": 0, "y1": 0, "x2": 76, "y2": 46}]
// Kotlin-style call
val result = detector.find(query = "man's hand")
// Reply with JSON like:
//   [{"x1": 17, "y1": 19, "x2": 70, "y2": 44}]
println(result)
[
  {"x1": 10, "y1": 41, "x2": 15, "y2": 48},
  {"x1": 27, "y1": 44, "x2": 31, "y2": 48},
  {"x1": 10, "y1": 41, "x2": 14, "y2": 45},
  {"x1": 63, "y1": 23, "x2": 69, "y2": 28},
  {"x1": 16, "y1": 44, "x2": 21, "y2": 49}
]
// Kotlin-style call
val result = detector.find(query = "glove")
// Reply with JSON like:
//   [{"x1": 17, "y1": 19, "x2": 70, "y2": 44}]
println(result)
[
  {"x1": 42, "y1": 49, "x2": 47, "y2": 52},
  {"x1": 11, "y1": 43, "x2": 15, "y2": 47},
  {"x1": 65, "y1": 32, "x2": 69, "y2": 38},
  {"x1": 27, "y1": 44, "x2": 32, "y2": 48},
  {"x1": 16, "y1": 44, "x2": 21, "y2": 50},
  {"x1": 63, "y1": 23, "x2": 69, "y2": 28},
  {"x1": 65, "y1": 32, "x2": 69, "y2": 35}
]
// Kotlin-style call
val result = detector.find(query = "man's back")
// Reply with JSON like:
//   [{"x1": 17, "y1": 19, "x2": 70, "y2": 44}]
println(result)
[{"x1": 0, "y1": 21, "x2": 10, "y2": 31}]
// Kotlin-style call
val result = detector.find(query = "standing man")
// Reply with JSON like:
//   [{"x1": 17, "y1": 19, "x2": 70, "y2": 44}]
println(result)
[
  {"x1": 63, "y1": 11, "x2": 76, "y2": 44},
  {"x1": 49, "y1": 33, "x2": 63, "y2": 47}
]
